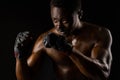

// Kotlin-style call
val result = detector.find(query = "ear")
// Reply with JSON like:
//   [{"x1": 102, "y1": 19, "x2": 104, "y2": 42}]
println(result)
[{"x1": 78, "y1": 9, "x2": 83, "y2": 19}]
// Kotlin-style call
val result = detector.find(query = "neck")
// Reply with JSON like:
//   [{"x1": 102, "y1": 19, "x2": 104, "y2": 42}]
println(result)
[{"x1": 70, "y1": 16, "x2": 82, "y2": 34}]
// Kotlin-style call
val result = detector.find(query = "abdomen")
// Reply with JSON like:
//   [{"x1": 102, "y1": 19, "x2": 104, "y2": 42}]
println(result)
[{"x1": 53, "y1": 62, "x2": 89, "y2": 80}]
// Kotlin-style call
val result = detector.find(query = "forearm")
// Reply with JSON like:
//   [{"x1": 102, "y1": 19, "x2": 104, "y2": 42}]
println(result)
[
  {"x1": 69, "y1": 48, "x2": 108, "y2": 80},
  {"x1": 16, "y1": 58, "x2": 32, "y2": 80}
]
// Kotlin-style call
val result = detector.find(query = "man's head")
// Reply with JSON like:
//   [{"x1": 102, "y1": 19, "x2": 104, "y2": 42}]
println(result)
[
  {"x1": 50, "y1": 0, "x2": 82, "y2": 36},
  {"x1": 50, "y1": 0, "x2": 82, "y2": 13}
]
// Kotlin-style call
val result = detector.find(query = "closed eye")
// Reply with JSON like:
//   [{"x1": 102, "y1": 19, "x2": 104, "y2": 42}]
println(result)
[
  {"x1": 62, "y1": 20, "x2": 68, "y2": 24},
  {"x1": 53, "y1": 18, "x2": 59, "y2": 23}
]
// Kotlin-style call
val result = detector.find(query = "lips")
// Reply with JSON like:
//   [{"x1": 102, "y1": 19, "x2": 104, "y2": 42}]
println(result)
[
  {"x1": 58, "y1": 27, "x2": 66, "y2": 32},
  {"x1": 58, "y1": 29, "x2": 65, "y2": 34}
]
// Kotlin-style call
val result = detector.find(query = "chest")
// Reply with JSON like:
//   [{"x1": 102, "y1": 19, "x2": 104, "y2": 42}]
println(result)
[
  {"x1": 45, "y1": 35, "x2": 95, "y2": 63},
  {"x1": 72, "y1": 37, "x2": 95, "y2": 56}
]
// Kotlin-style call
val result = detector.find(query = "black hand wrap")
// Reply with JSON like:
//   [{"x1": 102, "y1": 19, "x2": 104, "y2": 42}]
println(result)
[
  {"x1": 14, "y1": 31, "x2": 34, "y2": 59},
  {"x1": 43, "y1": 32, "x2": 72, "y2": 53}
]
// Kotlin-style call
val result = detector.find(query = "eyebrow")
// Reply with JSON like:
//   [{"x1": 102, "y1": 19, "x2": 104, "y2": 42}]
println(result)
[
  {"x1": 52, "y1": 17, "x2": 61, "y2": 21},
  {"x1": 53, "y1": 17, "x2": 58, "y2": 20}
]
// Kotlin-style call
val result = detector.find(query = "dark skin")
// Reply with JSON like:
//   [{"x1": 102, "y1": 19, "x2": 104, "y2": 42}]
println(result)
[{"x1": 15, "y1": 6, "x2": 112, "y2": 80}]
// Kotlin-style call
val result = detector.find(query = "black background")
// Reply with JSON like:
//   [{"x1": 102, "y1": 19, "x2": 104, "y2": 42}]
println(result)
[{"x1": 0, "y1": 0, "x2": 118, "y2": 80}]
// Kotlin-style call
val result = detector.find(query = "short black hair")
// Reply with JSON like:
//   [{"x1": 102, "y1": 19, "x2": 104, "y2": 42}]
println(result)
[{"x1": 50, "y1": 0, "x2": 82, "y2": 12}]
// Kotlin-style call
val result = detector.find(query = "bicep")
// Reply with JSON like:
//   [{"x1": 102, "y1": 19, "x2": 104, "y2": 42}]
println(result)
[
  {"x1": 91, "y1": 46, "x2": 112, "y2": 78},
  {"x1": 91, "y1": 30, "x2": 113, "y2": 72},
  {"x1": 91, "y1": 45, "x2": 112, "y2": 67},
  {"x1": 91, "y1": 28, "x2": 113, "y2": 70}
]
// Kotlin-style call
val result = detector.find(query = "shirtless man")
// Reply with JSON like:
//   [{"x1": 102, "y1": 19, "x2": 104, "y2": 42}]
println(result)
[{"x1": 14, "y1": 0, "x2": 113, "y2": 80}]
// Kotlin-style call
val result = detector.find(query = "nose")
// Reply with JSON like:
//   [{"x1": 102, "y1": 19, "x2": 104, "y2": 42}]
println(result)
[
  {"x1": 57, "y1": 21, "x2": 64, "y2": 30},
  {"x1": 57, "y1": 21, "x2": 63, "y2": 27}
]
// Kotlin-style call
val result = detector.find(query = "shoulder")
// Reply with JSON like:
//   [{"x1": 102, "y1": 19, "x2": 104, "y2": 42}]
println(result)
[
  {"x1": 82, "y1": 21, "x2": 112, "y2": 38},
  {"x1": 35, "y1": 28, "x2": 55, "y2": 44},
  {"x1": 82, "y1": 21, "x2": 112, "y2": 47},
  {"x1": 97, "y1": 27, "x2": 112, "y2": 48},
  {"x1": 32, "y1": 28, "x2": 55, "y2": 52}
]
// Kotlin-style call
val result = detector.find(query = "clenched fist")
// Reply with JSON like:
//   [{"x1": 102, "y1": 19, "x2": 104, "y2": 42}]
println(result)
[
  {"x1": 14, "y1": 31, "x2": 34, "y2": 60},
  {"x1": 43, "y1": 32, "x2": 72, "y2": 54}
]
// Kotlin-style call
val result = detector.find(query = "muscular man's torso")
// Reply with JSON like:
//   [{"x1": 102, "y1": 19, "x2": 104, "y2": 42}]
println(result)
[{"x1": 28, "y1": 22, "x2": 105, "y2": 80}]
